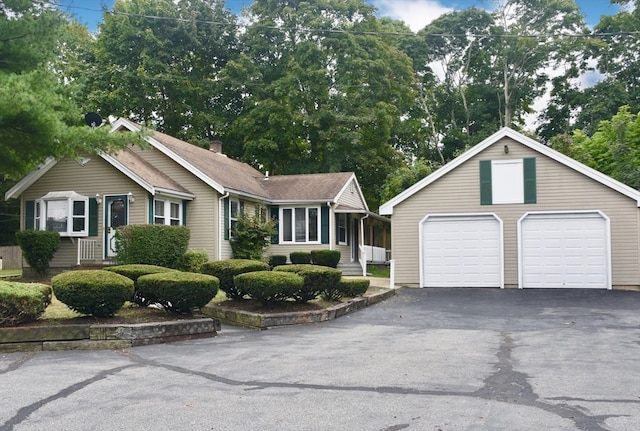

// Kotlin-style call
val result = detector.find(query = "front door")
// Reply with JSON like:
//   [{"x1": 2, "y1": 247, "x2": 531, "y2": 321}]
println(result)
[{"x1": 105, "y1": 195, "x2": 128, "y2": 258}]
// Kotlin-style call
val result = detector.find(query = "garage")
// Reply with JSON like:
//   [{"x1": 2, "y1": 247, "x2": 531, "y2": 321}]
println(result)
[
  {"x1": 419, "y1": 214, "x2": 503, "y2": 288},
  {"x1": 518, "y1": 211, "x2": 611, "y2": 289}
]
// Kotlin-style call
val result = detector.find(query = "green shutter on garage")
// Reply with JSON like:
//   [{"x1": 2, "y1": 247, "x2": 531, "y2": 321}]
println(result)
[
  {"x1": 89, "y1": 198, "x2": 98, "y2": 236},
  {"x1": 480, "y1": 160, "x2": 492, "y2": 205},
  {"x1": 321, "y1": 206, "x2": 330, "y2": 244},
  {"x1": 523, "y1": 157, "x2": 537, "y2": 204},
  {"x1": 25, "y1": 200, "x2": 35, "y2": 229},
  {"x1": 270, "y1": 206, "x2": 279, "y2": 244}
]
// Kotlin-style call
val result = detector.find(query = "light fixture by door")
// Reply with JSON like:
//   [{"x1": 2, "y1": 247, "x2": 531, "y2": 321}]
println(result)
[{"x1": 128, "y1": 192, "x2": 134, "y2": 203}]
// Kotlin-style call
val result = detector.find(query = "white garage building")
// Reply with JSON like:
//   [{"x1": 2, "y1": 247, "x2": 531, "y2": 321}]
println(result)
[{"x1": 380, "y1": 128, "x2": 640, "y2": 290}]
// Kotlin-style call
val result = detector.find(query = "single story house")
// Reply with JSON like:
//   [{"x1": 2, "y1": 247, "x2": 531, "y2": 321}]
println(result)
[
  {"x1": 379, "y1": 127, "x2": 640, "y2": 290},
  {"x1": 6, "y1": 118, "x2": 389, "y2": 275}
]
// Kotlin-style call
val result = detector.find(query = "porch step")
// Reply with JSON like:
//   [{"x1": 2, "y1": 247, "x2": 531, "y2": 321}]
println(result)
[{"x1": 338, "y1": 263, "x2": 365, "y2": 276}]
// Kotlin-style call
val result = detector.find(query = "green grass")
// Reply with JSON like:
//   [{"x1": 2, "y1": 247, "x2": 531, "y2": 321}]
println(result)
[
  {"x1": 367, "y1": 265, "x2": 390, "y2": 278},
  {"x1": 0, "y1": 269, "x2": 22, "y2": 278}
]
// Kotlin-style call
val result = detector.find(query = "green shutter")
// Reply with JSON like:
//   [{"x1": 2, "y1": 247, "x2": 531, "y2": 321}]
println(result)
[
  {"x1": 523, "y1": 157, "x2": 537, "y2": 204},
  {"x1": 480, "y1": 160, "x2": 492, "y2": 205},
  {"x1": 321, "y1": 206, "x2": 330, "y2": 244},
  {"x1": 89, "y1": 198, "x2": 98, "y2": 236},
  {"x1": 182, "y1": 200, "x2": 187, "y2": 225},
  {"x1": 148, "y1": 195, "x2": 154, "y2": 224},
  {"x1": 224, "y1": 197, "x2": 230, "y2": 240},
  {"x1": 25, "y1": 200, "x2": 35, "y2": 230},
  {"x1": 270, "y1": 206, "x2": 279, "y2": 244}
]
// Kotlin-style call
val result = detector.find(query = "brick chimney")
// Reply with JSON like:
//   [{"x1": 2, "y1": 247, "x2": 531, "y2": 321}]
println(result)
[{"x1": 209, "y1": 140, "x2": 223, "y2": 154}]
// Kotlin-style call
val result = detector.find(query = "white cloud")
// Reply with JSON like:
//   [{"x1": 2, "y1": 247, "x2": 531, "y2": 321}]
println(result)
[{"x1": 373, "y1": 0, "x2": 452, "y2": 32}]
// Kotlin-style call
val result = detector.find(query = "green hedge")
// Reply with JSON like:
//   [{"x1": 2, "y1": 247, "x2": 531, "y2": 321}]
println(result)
[
  {"x1": 114, "y1": 224, "x2": 190, "y2": 268},
  {"x1": 289, "y1": 251, "x2": 311, "y2": 264},
  {"x1": 104, "y1": 264, "x2": 177, "y2": 305},
  {"x1": 338, "y1": 278, "x2": 370, "y2": 297},
  {"x1": 15, "y1": 230, "x2": 60, "y2": 277},
  {"x1": 177, "y1": 250, "x2": 209, "y2": 273},
  {"x1": 0, "y1": 281, "x2": 52, "y2": 326},
  {"x1": 137, "y1": 271, "x2": 219, "y2": 313},
  {"x1": 267, "y1": 255, "x2": 287, "y2": 268},
  {"x1": 200, "y1": 259, "x2": 269, "y2": 300},
  {"x1": 310, "y1": 250, "x2": 341, "y2": 268},
  {"x1": 273, "y1": 264, "x2": 342, "y2": 303},
  {"x1": 51, "y1": 270, "x2": 134, "y2": 317},
  {"x1": 234, "y1": 271, "x2": 304, "y2": 305}
]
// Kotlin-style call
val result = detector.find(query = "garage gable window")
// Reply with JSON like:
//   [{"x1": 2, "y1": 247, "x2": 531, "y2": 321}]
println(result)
[{"x1": 480, "y1": 158, "x2": 536, "y2": 205}]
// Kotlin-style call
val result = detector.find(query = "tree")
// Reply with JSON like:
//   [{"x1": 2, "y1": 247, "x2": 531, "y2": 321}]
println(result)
[
  {"x1": 0, "y1": 1, "x2": 134, "y2": 180},
  {"x1": 380, "y1": 159, "x2": 433, "y2": 204}
]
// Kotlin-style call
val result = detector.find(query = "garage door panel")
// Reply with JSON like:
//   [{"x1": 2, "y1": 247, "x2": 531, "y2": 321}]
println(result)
[
  {"x1": 520, "y1": 212, "x2": 609, "y2": 289},
  {"x1": 421, "y1": 215, "x2": 502, "y2": 288}
]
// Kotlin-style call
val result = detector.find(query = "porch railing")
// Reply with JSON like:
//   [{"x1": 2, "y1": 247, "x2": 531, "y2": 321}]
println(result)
[
  {"x1": 77, "y1": 239, "x2": 97, "y2": 265},
  {"x1": 362, "y1": 245, "x2": 388, "y2": 263}
]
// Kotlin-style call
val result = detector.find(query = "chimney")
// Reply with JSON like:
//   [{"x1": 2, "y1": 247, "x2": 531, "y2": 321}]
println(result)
[{"x1": 209, "y1": 140, "x2": 223, "y2": 154}]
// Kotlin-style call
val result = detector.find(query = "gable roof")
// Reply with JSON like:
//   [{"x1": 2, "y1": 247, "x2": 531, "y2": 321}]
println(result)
[{"x1": 379, "y1": 127, "x2": 640, "y2": 215}]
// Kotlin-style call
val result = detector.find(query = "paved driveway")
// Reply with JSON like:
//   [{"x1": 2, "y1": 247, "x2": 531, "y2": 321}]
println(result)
[{"x1": 1, "y1": 287, "x2": 639, "y2": 431}]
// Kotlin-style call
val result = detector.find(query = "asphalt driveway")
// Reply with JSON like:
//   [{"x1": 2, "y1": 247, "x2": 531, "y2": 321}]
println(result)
[{"x1": 1, "y1": 287, "x2": 639, "y2": 431}]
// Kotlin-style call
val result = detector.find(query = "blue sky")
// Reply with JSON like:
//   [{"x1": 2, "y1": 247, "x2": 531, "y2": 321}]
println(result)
[{"x1": 60, "y1": 0, "x2": 622, "y2": 32}]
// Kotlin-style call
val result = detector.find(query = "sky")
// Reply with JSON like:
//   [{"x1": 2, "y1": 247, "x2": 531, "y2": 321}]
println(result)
[{"x1": 59, "y1": 0, "x2": 623, "y2": 32}]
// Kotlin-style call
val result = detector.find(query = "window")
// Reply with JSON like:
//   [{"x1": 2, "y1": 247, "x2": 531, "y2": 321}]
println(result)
[
  {"x1": 281, "y1": 207, "x2": 320, "y2": 243},
  {"x1": 337, "y1": 213, "x2": 348, "y2": 245},
  {"x1": 154, "y1": 199, "x2": 183, "y2": 225},
  {"x1": 480, "y1": 158, "x2": 536, "y2": 205},
  {"x1": 36, "y1": 191, "x2": 89, "y2": 236}
]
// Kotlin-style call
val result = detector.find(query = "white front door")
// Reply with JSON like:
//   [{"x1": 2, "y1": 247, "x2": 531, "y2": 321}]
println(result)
[{"x1": 105, "y1": 196, "x2": 128, "y2": 258}]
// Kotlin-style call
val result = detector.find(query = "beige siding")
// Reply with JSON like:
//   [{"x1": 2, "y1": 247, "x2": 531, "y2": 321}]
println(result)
[
  {"x1": 337, "y1": 179, "x2": 366, "y2": 209},
  {"x1": 391, "y1": 136, "x2": 640, "y2": 289}
]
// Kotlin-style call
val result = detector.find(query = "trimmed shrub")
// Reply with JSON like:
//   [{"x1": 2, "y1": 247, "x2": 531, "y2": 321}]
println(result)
[
  {"x1": 338, "y1": 278, "x2": 370, "y2": 297},
  {"x1": 289, "y1": 251, "x2": 311, "y2": 264},
  {"x1": 176, "y1": 250, "x2": 209, "y2": 273},
  {"x1": 104, "y1": 264, "x2": 178, "y2": 306},
  {"x1": 137, "y1": 272, "x2": 219, "y2": 313},
  {"x1": 201, "y1": 259, "x2": 269, "y2": 300},
  {"x1": 0, "y1": 281, "x2": 52, "y2": 326},
  {"x1": 310, "y1": 250, "x2": 341, "y2": 268},
  {"x1": 268, "y1": 255, "x2": 287, "y2": 269},
  {"x1": 230, "y1": 210, "x2": 277, "y2": 260},
  {"x1": 52, "y1": 270, "x2": 134, "y2": 317},
  {"x1": 15, "y1": 230, "x2": 60, "y2": 277},
  {"x1": 114, "y1": 224, "x2": 190, "y2": 268},
  {"x1": 274, "y1": 264, "x2": 342, "y2": 303},
  {"x1": 234, "y1": 271, "x2": 303, "y2": 305}
]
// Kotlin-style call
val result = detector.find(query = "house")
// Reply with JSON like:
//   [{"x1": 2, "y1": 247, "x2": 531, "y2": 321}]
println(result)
[
  {"x1": 379, "y1": 127, "x2": 640, "y2": 290},
  {"x1": 5, "y1": 118, "x2": 389, "y2": 276}
]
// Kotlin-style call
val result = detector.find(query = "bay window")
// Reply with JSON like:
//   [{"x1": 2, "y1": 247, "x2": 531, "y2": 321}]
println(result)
[{"x1": 36, "y1": 191, "x2": 89, "y2": 236}]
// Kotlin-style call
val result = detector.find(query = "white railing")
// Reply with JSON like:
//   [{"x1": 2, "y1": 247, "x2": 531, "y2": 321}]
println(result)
[
  {"x1": 362, "y1": 245, "x2": 388, "y2": 263},
  {"x1": 77, "y1": 239, "x2": 97, "y2": 265}
]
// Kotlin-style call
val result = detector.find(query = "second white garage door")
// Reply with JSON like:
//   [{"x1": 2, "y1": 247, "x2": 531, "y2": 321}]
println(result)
[
  {"x1": 420, "y1": 214, "x2": 503, "y2": 288},
  {"x1": 519, "y1": 211, "x2": 610, "y2": 289}
]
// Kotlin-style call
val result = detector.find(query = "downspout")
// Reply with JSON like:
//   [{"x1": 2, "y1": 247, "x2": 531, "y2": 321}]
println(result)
[
  {"x1": 360, "y1": 214, "x2": 369, "y2": 276},
  {"x1": 218, "y1": 191, "x2": 229, "y2": 260}
]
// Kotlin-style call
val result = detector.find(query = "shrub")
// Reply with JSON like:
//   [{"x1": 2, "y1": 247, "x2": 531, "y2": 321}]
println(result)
[
  {"x1": 289, "y1": 251, "x2": 311, "y2": 264},
  {"x1": 338, "y1": 278, "x2": 370, "y2": 297},
  {"x1": 0, "y1": 281, "x2": 52, "y2": 326},
  {"x1": 201, "y1": 259, "x2": 269, "y2": 300},
  {"x1": 230, "y1": 210, "x2": 277, "y2": 260},
  {"x1": 274, "y1": 264, "x2": 342, "y2": 303},
  {"x1": 115, "y1": 224, "x2": 190, "y2": 268},
  {"x1": 234, "y1": 271, "x2": 303, "y2": 305},
  {"x1": 310, "y1": 250, "x2": 341, "y2": 268},
  {"x1": 52, "y1": 270, "x2": 134, "y2": 317},
  {"x1": 15, "y1": 230, "x2": 60, "y2": 277},
  {"x1": 137, "y1": 272, "x2": 219, "y2": 313},
  {"x1": 177, "y1": 250, "x2": 209, "y2": 273},
  {"x1": 268, "y1": 255, "x2": 287, "y2": 268},
  {"x1": 104, "y1": 264, "x2": 178, "y2": 306}
]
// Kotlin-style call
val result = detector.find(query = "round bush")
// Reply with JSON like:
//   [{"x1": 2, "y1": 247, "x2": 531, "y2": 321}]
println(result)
[
  {"x1": 200, "y1": 259, "x2": 269, "y2": 300},
  {"x1": 52, "y1": 270, "x2": 134, "y2": 317},
  {"x1": 274, "y1": 264, "x2": 342, "y2": 303},
  {"x1": 267, "y1": 255, "x2": 287, "y2": 268},
  {"x1": 0, "y1": 281, "x2": 52, "y2": 326},
  {"x1": 310, "y1": 250, "x2": 341, "y2": 268},
  {"x1": 289, "y1": 252, "x2": 311, "y2": 264},
  {"x1": 234, "y1": 271, "x2": 304, "y2": 305},
  {"x1": 137, "y1": 271, "x2": 219, "y2": 313},
  {"x1": 105, "y1": 264, "x2": 178, "y2": 305},
  {"x1": 339, "y1": 278, "x2": 370, "y2": 297},
  {"x1": 177, "y1": 250, "x2": 209, "y2": 273}
]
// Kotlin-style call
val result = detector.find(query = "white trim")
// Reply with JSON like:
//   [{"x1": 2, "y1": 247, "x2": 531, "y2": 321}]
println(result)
[
  {"x1": 99, "y1": 153, "x2": 155, "y2": 194},
  {"x1": 335, "y1": 174, "x2": 369, "y2": 212},
  {"x1": 379, "y1": 127, "x2": 640, "y2": 215},
  {"x1": 418, "y1": 213, "x2": 504, "y2": 289},
  {"x1": 4, "y1": 157, "x2": 57, "y2": 200},
  {"x1": 517, "y1": 210, "x2": 612, "y2": 289}
]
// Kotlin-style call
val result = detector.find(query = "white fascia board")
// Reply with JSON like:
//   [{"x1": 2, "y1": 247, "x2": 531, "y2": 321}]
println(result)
[
  {"x1": 100, "y1": 153, "x2": 155, "y2": 194},
  {"x1": 335, "y1": 173, "x2": 369, "y2": 212},
  {"x1": 154, "y1": 188, "x2": 195, "y2": 200},
  {"x1": 269, "y1": 200, "x2": 335, "y2": 206},
  {"x1": 4, "y1": 157, "x2": 58, "y2": 200}
]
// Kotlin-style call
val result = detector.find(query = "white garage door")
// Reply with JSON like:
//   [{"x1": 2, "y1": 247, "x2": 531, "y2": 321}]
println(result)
[
  {"x1": 420, "y1": 214, "x2": 503, "y2": 288},
  {"x1": 519, "y1": 212, "x2": 610, "y2": 289}
]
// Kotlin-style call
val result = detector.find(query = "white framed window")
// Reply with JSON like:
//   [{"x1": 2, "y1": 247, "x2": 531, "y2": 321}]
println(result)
[
  {"x1": 337, "y1": 213, "x2": 348, "y2": 245},
  {"x1": 154, "y1": 198, "x2": 183, "y2": 225},
  {"x1": 230, "y1": 200, "x2": 240, "y2": 237},
  {"x1": 281, "y1": 207, "x2": 320, "y2": 244},
  {"x1": 36, "y1": 191, "x2": 89, "y2": 236}
]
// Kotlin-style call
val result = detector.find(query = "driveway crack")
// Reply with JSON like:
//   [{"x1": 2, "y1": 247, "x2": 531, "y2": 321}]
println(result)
[{"x1": 0, "y1": 352, "x2": 36, "y2": 375}]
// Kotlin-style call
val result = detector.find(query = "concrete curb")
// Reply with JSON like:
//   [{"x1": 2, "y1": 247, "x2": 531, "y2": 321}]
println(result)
[
  {"x1": 0, "y1": 318, "x2": 220, "y2": 353},
  {"x1": 202, "y1": 287, "x2": 397, "y2": 329}
]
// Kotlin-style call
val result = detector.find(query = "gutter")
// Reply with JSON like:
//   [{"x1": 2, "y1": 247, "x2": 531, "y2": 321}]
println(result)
[{"x1": 218, "y1": 191, "x2": 229, "y2": 260}]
